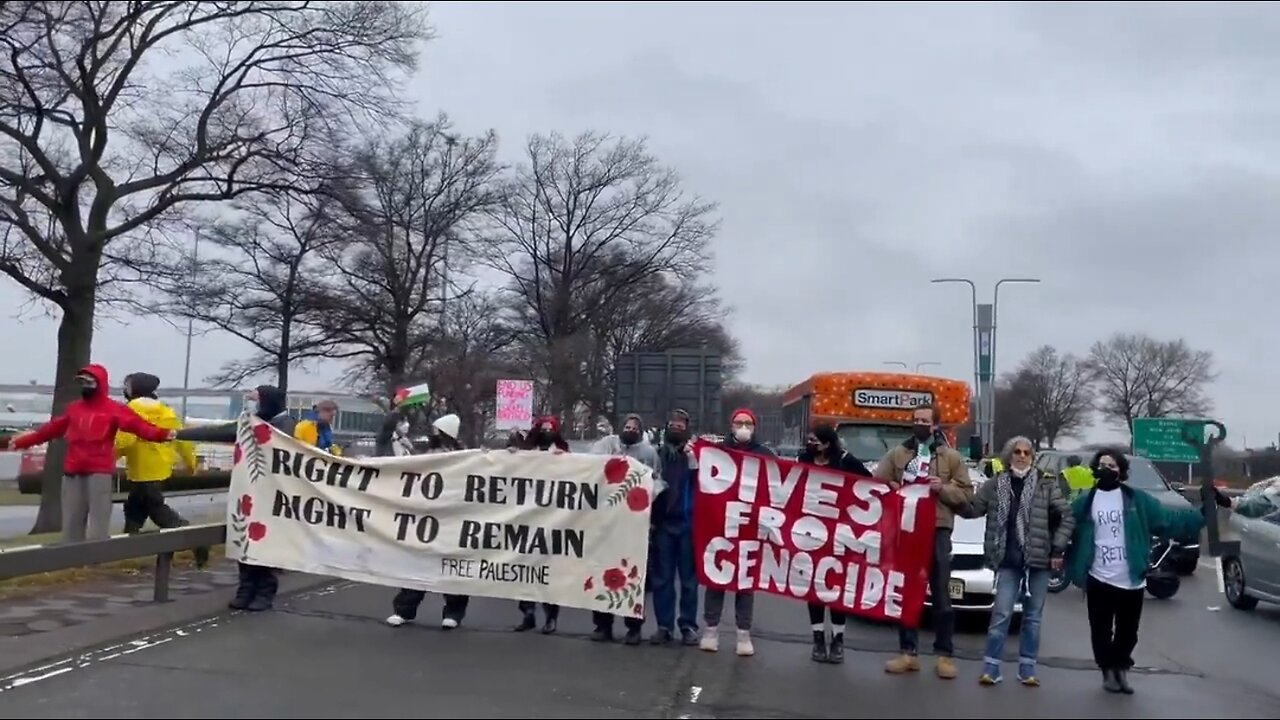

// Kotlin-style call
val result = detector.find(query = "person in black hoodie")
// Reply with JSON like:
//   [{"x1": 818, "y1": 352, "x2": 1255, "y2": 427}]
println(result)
[
  {"x1": 178, "y1": 386, "x2": 295, "y2": 611},
  {"x1": 797, "y1": 422, "x2": 871, "y2": 664},
  {"x1": 374, "y1": 397, "x2": 415, "y2": 457},
  {"x1": 386, "y1": 414, "x2": 471, "y2": 629},
  {"x1": 701, "y1": 407, "x2": 776, "y2": 658},
  {"x1": 650, "y1": 408, "x2": 701, "y2": 647},
  {"x1": 511, "y1": 415, "x2": 569, "y2": 634}
]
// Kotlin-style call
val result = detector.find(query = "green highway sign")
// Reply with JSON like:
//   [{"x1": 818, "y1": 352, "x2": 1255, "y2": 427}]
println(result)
[{"x1": 1132, "y1": 417, "x2": 1206, "y2": 464}]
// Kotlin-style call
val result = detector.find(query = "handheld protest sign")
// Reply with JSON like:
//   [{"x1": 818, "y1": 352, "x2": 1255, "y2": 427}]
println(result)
[{"x1": 1182, "y1": 419, "x2": 1234, "y2": 557}]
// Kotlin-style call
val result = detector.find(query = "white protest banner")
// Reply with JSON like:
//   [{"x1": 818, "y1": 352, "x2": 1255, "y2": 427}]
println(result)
[
  {"x1": 495, "y1": 379, "x2": 534, "y2": 431},
  {"x1": 226, "y1": 416, "x2": 654, "y2": 617}
]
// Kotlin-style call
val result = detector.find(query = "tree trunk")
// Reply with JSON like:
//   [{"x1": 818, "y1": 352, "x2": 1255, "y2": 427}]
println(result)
[
  {"x1": 276, "y1": 319, "x2": 291, "y2": 392},
  {"x1": 30, "y1": 298, "x2": 96, "y2": 535},
  {"x1": 275, "y1": 353, "x2": 290, "y2": 393}
]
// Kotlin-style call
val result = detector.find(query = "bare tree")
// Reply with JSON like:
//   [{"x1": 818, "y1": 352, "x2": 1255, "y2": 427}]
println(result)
[
  {"x1": 577, "y1": 271, "x2": 742, "y2": 418},
  {"x1": 160, "y1": 185, "x2": 349, "y2": 392},
  {"x1": 0, "y1": 1, "x2": 427, "y2": 532},
  {"x1": 1087, "y1": 333, "x2": 1216, "y2": 434},
  {"x1": 1004, "y1": 345, "x2": 1093, "y2": 448},
  {"x1": 317, "y1": 117, "x2": 503, "y2": 391},
  {"x1": 485, "y1": 132, "x2": 718, "y2": 417},
  {"x1": 413, "y1": 291, "x2": 522, "y2": 446},
  {"x1": 721, "y1": 384, "x2": 783, "y2": 432}
]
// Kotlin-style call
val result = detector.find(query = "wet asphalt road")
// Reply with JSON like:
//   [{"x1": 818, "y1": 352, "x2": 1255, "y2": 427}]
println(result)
[{"x1": 0, "y1": 556, "x2": 1276, "y2": 719}]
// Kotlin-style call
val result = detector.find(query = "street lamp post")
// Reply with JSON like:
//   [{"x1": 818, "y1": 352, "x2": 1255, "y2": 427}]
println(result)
[
  {"x1": 988, "y1": 278, "x2": 1040, "y2": 447},
  {"x1": 930, "y1": 278, "x2": 979, "y2": 423},
  {"x1": 180, "y1": 230, "x2": 200, "y2": 422},
  {"x1": 931, "y1": 277, "x2": 1040, "y2": 452},
  {"x1": 883, "y1": 361, "x2": 942, "y2": 372}
]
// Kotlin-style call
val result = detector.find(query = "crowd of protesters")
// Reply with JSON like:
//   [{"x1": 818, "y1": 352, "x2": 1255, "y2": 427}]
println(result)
[{"x1": 0, "y1": 366, "x2": 1223, "y2": 693}]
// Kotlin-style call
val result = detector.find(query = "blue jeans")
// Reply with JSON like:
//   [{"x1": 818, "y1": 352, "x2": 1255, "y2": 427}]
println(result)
[
  {"x1": 983, "y1": 567, "x2": 1050, "y2": 676},
  {"x1": 650, "y1": 523, "x2": 698, "y2": 632}
]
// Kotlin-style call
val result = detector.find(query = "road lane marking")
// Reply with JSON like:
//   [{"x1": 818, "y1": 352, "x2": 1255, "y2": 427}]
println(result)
[
  {"x1": 1198, "y1": 557, "x2": 1225, "y2": 594},
  {"x1": 0, "y1": 581, "x2": 348, "y2": 694},
  {"x1": 676, "y1": 684, "x2": 712, "y2": 719}
]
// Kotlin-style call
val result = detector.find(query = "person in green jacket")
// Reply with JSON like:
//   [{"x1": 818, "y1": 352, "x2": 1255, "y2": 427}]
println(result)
[{"x1": 1064, "y1": 448, "x2": 1206, "y2": 696}]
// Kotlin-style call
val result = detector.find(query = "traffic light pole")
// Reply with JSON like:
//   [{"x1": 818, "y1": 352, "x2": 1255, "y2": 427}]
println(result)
[{"x1": 1184, "y1": 420, "x2": 1232, "y2": 556}]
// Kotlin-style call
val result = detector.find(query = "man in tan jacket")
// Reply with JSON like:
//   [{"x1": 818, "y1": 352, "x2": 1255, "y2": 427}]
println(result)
[{"x1": 873, "y1": 404, "x2": 973, "y2": 680}]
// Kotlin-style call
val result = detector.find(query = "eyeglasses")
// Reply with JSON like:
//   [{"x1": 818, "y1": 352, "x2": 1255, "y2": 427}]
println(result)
[{"x1": 1012, "y1": 448, "x2": 1032, "y2": 457}]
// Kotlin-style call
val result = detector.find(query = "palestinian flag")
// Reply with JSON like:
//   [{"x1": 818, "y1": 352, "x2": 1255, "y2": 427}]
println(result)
[{"x1": 393, "y1": 383, "x2": 431, "y2": 409}]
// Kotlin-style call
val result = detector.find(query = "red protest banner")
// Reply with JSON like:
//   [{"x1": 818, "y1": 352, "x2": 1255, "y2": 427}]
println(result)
[{"x1": 692, "y1": 443, "x2": 938, "y2": 627}]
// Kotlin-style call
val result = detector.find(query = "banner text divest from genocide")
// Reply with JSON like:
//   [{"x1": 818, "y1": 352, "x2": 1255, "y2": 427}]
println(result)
[{"x1": 692, "y1": 444, "x2": 937, "y2": 626}]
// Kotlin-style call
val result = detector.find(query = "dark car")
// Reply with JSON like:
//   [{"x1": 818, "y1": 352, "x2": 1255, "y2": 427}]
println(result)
[{"x1": 1035, "y1": 450, "x2": 1201, "y2": 575}]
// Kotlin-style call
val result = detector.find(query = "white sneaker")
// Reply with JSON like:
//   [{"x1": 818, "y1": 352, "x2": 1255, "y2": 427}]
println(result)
[
  {"x1": 700, "y1": 626, "x2": 719, "y2": 652},
  {"x1": 736, "y1": 629, "x2": 755, "y2": 657},
  {"x1": 386, "y1": 614, "x2": 408, "y2": 627},
  {"x1": 441, "y1": 617, "x2": 459, "y2": 629}
]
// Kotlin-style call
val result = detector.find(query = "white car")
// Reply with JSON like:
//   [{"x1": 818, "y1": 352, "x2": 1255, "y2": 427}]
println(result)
[
  {"x1": 929, "y1": 468, "x2": 1022, "y2": 616},
  {"x1": 859, "y1": 462, "x2": 1019, "y2": 617}
]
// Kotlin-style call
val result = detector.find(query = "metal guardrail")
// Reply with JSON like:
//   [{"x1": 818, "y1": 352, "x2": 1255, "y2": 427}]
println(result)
[{"x1": 0, "y1": 523, "x2": 226, "y2": 602}]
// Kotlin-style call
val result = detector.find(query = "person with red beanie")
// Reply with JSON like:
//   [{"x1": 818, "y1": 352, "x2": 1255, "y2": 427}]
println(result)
[
  {"x1": 8, "y1": 364, "x2": 174, "y2": 542},
  {"x1": 511, "y1": 415, "x2": 569, "y2": 633},
  {"x1": 701, "y1": 407, "x2": 775, "y2": 657}
]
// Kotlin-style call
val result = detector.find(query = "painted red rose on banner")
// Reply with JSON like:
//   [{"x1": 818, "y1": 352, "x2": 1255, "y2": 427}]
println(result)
[
  {"x1": 247, "y1": 521, "x2": 268, "y2": 542},
  {"x1": 233, "y1": 443, "x2": 243, "y2": 465},
  {"x1": 252, "y1": 423, "x2": 273, "y2": 445},
  {"x1": 583, "y1": 559, "x2": 645, "y2": 618},
  {"x1": 603, "y1": 567, "x2": 628, "y2": 591},
  {"x1": 691, "y1": 443, "x2": 938, "y2": 628},
  {"x1": 603, "y1": 457, "x2": 629, "y2": 485},
  {"x1": 626, "y1": 486, "x2": 650, "y2": 512},
  {"x1": 238, "y1": 494, "x2": 253, "y2": 516}
]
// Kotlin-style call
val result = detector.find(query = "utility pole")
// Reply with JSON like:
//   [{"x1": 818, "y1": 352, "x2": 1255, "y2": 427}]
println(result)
[{"x1": 180, "y1": 229, "x2": 200, "y2": 422}]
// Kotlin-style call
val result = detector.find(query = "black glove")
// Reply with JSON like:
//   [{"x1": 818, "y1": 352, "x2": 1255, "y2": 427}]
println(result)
[{"x1": 1213, "y1": 487, "x2": 1234, "y2": 509}]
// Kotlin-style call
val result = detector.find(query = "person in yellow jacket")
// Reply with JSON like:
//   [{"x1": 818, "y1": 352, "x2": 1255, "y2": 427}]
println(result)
[
  {"x1": 1060, "y1": 454, "x2": 1095, "y2": 499},
  {"x1": 294, "y1": 399, "x2": 342, "y2": 455},
  {"x1": 114, "y1": 373, "x2": 209, "y2": 565}
]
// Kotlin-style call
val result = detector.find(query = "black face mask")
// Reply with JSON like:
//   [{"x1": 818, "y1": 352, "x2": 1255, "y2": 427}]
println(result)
[
  {"x1": 805, "y1": 443, "x2": 820, "y2": 456},
  {"x1": 79, "y1": 385, "x2": 97, "y2": 400},
  {"x1": 666, "y1": 430, "x2": 686, "y2": 446},
  {"x1": 620, "y1": 430, "x2": 641, "y2": 446},
  {"x1": 534, "y1": 430, "x2": 553, "y2": 449},
  {"x1": 1095, "y1": 467, "x2": 1121, "y2": 490},
  {"x1": 913, "y1": 426, "x2": 933, "y2": 442}
]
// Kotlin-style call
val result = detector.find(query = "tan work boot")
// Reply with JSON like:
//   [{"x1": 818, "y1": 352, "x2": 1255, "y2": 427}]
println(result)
[
  {"x1": 884, "y1": 653, "x2": 921, "y2": 674},
  {"x1": 936, "y1": 656, "x2": 958, "y2": 679}
]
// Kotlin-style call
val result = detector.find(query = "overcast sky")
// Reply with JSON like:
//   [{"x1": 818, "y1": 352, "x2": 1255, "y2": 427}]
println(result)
[{"x1": 2, "y1": 1, "x2": 1276, "y2": 447}]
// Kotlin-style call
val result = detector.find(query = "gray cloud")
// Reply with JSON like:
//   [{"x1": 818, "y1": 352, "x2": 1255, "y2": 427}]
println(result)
[{"x1": 4, "y1": 1, "x2": 1275, "y2": 445}]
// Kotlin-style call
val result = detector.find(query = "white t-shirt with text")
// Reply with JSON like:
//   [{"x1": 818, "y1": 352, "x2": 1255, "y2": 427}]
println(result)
[{"x1": 1089, "y1": 487, "x2": 1144, "y2": 590}]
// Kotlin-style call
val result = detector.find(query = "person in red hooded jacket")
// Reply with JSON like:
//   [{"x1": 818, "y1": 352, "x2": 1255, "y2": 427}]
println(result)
[
  {"x1": 510, "y1": 415, "x2": 570, "y2": 633},
  {"x1": 8, "y1": 364, "x2": 173, "y2": 542}
]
